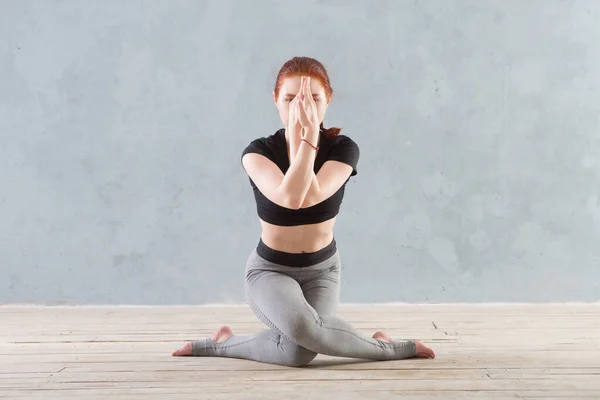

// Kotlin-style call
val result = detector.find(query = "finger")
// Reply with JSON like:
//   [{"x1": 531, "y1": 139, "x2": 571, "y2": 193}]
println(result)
[
  {"x1": 296, "y1": 77, "x2": 302, "y2": 102},
  {"x1": 305, "y1": 77, "x2": 312, "y2": 105},
  {"x1": 297, "y1": 98, "x2": 304, "y2": 117},
  {"x1": 303, "y1": 76, "x2": 309, "y2": 101},
  {"x1": 300, "y1": 81, "x2": 311, "y2": 110},
  {"x1": 307, "y1": 77, "x2": 317, "y2": 106},
  {"x1": 295, "y1": 96, "x2": 303, "y2": 113},
  {"x1": 299, "y1": 76, "x2": 306, "y2": 101},
  {"x1": 297, "y1": 99, "x2": 303, "y2": 119},
  {"x1": 300, "y1": 76, "x2": 307, "y2": 102},
  {"x1": 298, "y1": 97, "x2": 308, "y2": 121},
  {"x1": 299, "y1": 92, "x2": 309, "y2": 112}
]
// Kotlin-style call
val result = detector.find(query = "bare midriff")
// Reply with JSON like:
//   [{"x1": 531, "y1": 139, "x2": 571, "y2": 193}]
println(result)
[{"x1": 259, "y1": 217, "x2": 336, "y2": 254}]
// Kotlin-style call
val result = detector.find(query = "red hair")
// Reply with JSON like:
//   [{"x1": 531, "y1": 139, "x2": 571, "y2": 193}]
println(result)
[{"x1": 273, "y1": 56, "x2": 341, "y2": 139}]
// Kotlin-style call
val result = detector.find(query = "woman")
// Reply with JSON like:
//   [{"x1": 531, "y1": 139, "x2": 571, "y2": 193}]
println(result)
[{"x1": 172, "y1": 57, "x2": 435, "y2": 366}]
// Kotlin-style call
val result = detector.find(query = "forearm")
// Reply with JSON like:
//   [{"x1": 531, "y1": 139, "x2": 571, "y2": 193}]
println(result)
[
  {"x1": 288, "y1": 128, "x2": 321, "y2": 207},
  {"x1": 288, "y1": 132, "x2": 301, "y2": 165},
  {"x1": 300, "y1": 173, "x2": 321, "y2": 207},
  {"x1": 280, "y1": 81, "x2": 321, "y2": 208},
  {"x1": 279, "y1": 139, "x2": 318, "y2": 209}
]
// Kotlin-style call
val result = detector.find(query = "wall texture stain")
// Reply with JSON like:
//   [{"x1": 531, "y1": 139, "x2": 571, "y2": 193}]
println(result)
[{"x1": 1, "y1": 0, "x2": 599, "y2": 304}]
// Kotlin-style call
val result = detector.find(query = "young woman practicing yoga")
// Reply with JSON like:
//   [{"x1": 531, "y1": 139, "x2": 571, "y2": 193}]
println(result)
[{"x1": 172, "y1": 56, "x2": 436, "y2": 366}]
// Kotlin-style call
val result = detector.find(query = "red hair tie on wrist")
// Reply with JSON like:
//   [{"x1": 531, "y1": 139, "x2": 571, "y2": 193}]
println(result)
[{"x1": 302, "y1": 138, "x2": 319, "y2": 151}]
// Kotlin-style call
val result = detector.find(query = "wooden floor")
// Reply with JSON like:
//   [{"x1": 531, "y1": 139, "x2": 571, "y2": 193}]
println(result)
[{"x1": 1, "y1": 304, "x2": 600, "y2": 399}]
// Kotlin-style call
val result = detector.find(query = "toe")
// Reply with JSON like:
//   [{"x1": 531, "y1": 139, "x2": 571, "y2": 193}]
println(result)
[
  {"x1": 172, "y1": 342, "x2": 193, "y2": 357},
  {"x1": 413, "y1": 340, "x2": 436, "y2": 359}
]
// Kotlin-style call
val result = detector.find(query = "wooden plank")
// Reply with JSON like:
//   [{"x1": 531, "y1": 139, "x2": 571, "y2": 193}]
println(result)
[
  {"x1": 2, "y1": 378, "x2": 600, "y2": 391},
  {"x1": 3, "y1": 367, "x2": 599, "y2": 381},
  {"x1": 0, "y1": 304, "x2": 599, "y2": 399},
  {"x1": 0, "y1": 389, "x2": 557, "y2": 400}
]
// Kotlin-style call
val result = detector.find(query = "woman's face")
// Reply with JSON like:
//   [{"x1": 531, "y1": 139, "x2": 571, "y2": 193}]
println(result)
[{"x1": 273, "y1": 76, "x2": 329, "y2": 127}]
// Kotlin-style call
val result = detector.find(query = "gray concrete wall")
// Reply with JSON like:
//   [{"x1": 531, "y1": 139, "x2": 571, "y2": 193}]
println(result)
[{"x1": 1, "y1": 0, "x2": 599, "y2": 305}]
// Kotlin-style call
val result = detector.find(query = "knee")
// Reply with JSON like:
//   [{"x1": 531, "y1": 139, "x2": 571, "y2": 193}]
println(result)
[
  {"x1": 286, "y1": 314, "x2": 321, "y2": 346},
  {"x1": 281, "y1": 346, "x2": 317, "y2": 367}
]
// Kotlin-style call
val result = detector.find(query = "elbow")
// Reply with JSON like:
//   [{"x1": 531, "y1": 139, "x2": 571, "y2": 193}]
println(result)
[
  {"x1": 284, "y1": 195, "x2": 304, "y2": 210},
  {"x1": 275, "y1": 186, "x2": 306, "y2": 210},
  {"x1": 285, "y1": 190, "x2": 318, "y2": 210},
  {"x1": 278, "y1": 190, "x2": 305, "y2": 210}
]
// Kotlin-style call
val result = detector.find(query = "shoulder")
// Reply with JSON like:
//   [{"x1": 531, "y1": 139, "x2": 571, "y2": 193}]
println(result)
[
  {"x1": 327, "y1": 133, "x2": 360, "y2": 159},
  {"x1": 324, "y1": 133, "x2": 360, "y2": 176},
  {"x1": 241, "y1": 129, "x2": 285, "y2": 161},
  {"x1": 331, "y1": 134, "x2": 359, "y2": 153}
]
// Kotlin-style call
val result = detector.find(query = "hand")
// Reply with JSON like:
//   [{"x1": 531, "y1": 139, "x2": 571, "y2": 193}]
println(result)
[
  {"x1": 298, "y1": 77, "x2": 320, "y2": 138},
  {"x1": 287, "y1": 96, "x2": 303, "y2": 161},
  {"x1": 288, "y1": 95, "x2": 302, "y2": 134}
]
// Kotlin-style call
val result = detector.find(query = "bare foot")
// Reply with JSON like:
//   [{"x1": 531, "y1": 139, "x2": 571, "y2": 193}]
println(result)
[
  {"x1": 372, "y1": 331, "x2": 394, "y2": 343},
  {"x1": 172, "y1": 325, "x2": 234, "y2": 357},
  {"x1": 372, "y1": 331, "x2": 436, "y2": 359},
  {"x1": 210, "y1": 325, "x2": 234, "y2": 343},
  {"x1": 413, "y1": 340, "x2": 436, "y2": 359}
]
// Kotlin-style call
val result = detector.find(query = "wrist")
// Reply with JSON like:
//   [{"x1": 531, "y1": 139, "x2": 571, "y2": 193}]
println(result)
[
  {"x1": 302, "y1": 127, "x2": 319, "y2": 142},
  {"x1": 301, "y1": 137, "x2": 319, "y2": 151}
]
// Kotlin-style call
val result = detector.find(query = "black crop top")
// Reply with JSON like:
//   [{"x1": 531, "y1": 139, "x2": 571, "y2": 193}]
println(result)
[{"x1": 241, "y1": 129, "x2": 360, "y2": 226}]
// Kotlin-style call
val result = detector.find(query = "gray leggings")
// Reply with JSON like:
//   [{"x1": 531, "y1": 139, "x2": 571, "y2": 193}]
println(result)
[{"x1": 191, "y1": 248, "x2": 416, "y2": 366}]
